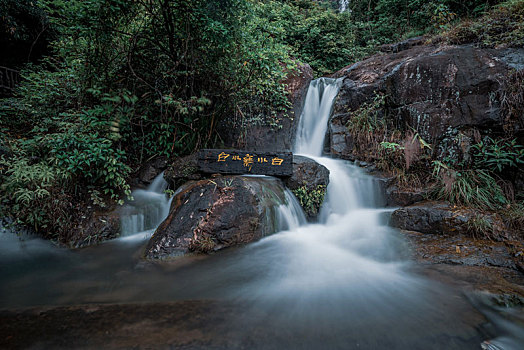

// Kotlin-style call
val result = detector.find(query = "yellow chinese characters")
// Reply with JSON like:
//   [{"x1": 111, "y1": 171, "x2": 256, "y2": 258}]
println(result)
[
  {"x1": 243, "y1": 154, "x2": 254, "y2": 170},
  {"x1": 232, "y1": 155, "x2": 241, "y2": 161},
  {"x1": 271, "y1": 157, "x2": 284, "y2": 166},
  {"x1": 217, "y1": 152, "x2": 230, "y2": 162},
  {"x1": 257, "y1": 157, "x2": 268, "y2": 163}
]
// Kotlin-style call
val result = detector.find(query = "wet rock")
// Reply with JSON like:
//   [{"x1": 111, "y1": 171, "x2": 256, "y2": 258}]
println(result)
[
  {"x1": 385, "y1": 185, "x2": 427, "y2": 207},
  {"x1": 401, "y1": 230, "x2": 518, "y2": 270},
  {"x1": 144, "y1": 176, "x2": 288, "y2": 259},
  {"x1": 218, "y1": 61, "x2": 313, "y2": 152},
  {"x1": 130, "y1": 157, "x2": 168, "y2": 188},
  {"x1": 284, "y1": 156, "x2": 329, "y2": 220},
  {"x1": 330, "y1": 44, "x2": 523, "y2": 160},
  {"x1": 163, "y1": 153, "x2": 202, "y2": 190},
  {"x1": 74, "y1": 210, "x2": 121, "y2": 247},
  {"x1": 390, "y1": 201, "x2": 506, "y2": 238},
  {"x1": 379, "y1": 36, "x2": 425, "y2": 53}
]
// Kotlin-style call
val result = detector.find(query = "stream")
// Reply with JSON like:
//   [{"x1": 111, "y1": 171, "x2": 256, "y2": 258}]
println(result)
[{"x1": 1, "y1": 78, "x2": 523, "y2": 349}]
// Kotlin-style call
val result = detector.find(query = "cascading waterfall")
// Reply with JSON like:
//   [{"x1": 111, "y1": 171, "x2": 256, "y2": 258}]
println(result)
[
  {"x1": 1, "y1": 78, "x2": 521, "y2": 349},
  {"x1": 119, "y1": 172, "x2": 172, "y2": 237},
  {"x1": 294, "y1": 78, "x2": 342, "y2": 156}
]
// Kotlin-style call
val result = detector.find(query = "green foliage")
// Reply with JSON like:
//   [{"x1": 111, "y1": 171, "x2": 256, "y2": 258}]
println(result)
[
  {"x1": 51, "y1": 134, "x2": 131, "y2": 203},
  {"x1": 0, "y1": 156, "x2": 70, "y2": 232},
  {"x1": 347, "y1": 94, "x2": 386, "y2": 135},
  {"x1": 442, "y1": 0, "x2": 524, "y2": 47},
  {"x1": 292, "y1": 184, "x2": 327, "y2": 216},
  {"x1": 472, "y1": 137, "x2": 524, "y2": 172},
  {"x1": 500, "y1": 202, "x2": 524, "y2": 233},
  {"x1": 0, "y1": 0, "x2": 52, "y2": 66}
]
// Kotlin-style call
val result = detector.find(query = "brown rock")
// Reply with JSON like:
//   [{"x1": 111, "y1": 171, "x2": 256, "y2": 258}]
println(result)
[{"x1": 144, "y1": 176, "x2": 288, "y2": 259}]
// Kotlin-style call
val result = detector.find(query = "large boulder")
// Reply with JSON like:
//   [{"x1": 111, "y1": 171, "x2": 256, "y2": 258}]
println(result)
[
  {"x1": 218, "y1": 61, "x2": 314, "y2": 152},
  {"x1": 144, "y1": 176, "x2": 290, "y2": 259},
  {"x1": 330, "y1": 42, "x2": 524, "y2": 160},
  {"x1": 284, "y1": 155, "x2": 329, "y2": 220}
]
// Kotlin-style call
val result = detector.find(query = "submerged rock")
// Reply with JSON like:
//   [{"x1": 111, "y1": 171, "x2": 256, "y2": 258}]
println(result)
[
  {"x1": 284, "y1": 155, "x2": 329, "y2": 220},
  {"x1": 144, "y1": 176, "x2": 290, "y2": 259}
]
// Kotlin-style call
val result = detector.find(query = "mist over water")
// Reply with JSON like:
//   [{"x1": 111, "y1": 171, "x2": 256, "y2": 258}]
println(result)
[{"x1": 0, "y1": 79, "x2": 521, "y2": 349}]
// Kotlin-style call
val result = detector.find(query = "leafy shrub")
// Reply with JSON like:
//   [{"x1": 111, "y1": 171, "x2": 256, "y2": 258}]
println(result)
[
  {"x1": 0, "y1": 156, "x2": 71, "y2": 232},
  {"x1": 466, "y1": 216, "x2": 494, "y2": 240},
  {"x1": 292, "y1": 184, "x2": 327, "y2": 216},
  {"x1": 500, "y1": 202, "x2": 524, "y2": 234},
  {"x1": 472, "y1": 137, "x2": 524, "y2": 172}
]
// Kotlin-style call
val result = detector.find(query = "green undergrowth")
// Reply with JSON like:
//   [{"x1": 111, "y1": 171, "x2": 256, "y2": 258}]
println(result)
[
  {"x1": 292, "y1": 184, "x2": 327, "y2": 218},
  {"x1": 439, "y1": 0, "x2": 524, "y2": 47},
  {"x1": 345, "y1": 91, "x2": 524, "y2": 225}
]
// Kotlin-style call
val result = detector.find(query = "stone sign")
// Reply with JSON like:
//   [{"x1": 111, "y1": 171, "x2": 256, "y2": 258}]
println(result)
[{"x1": 198, "y1": 149, "x2": 293, "y2": 177}]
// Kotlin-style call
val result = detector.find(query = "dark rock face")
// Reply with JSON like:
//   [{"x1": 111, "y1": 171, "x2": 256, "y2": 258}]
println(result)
[
  {"x1": 390, "y1": 201, "x2": 506, "y2": 238},
  {"x1": 385, "y1": 186, "x2": 427, "y2": 207},
  {"x1": 284, "y1": 156, "x2": 330, "y2": 191},
  {"x1": 330, "y1": 44, "x2": 524, "y2": 159},
  {"x1": 74, "y1": 210, "x2": 121, "y2": 247},
  {"x1": 163, "y1": 153, "x2": 202, "y2": 190},
  {"x1": 218, "y1": 62, "x2": 313, "y2": 152},
  {"x1": 144, "y1": 176, "x2": 287, "y2": 259},
  {"x1": 284, "y1": 156, "x2": 329, "y2": 219},
  {"x1": 130, "y1": 157, "x2": 168, "y2": 188}
]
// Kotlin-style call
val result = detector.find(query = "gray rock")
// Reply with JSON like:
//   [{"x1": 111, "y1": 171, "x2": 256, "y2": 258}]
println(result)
[{"x1": 385, "y1": 185, "x2": 427, "y2": 207}]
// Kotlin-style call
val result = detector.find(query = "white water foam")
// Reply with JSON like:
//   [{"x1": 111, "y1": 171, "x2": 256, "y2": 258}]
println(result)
[{"x1": 119, "y1": 172, "x2": 172, "y2": 237}]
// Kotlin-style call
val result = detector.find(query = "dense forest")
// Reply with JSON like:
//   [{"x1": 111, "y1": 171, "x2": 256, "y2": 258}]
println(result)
[{"x1": 1, "y1": 0, "x2": 523, "y2": 244}]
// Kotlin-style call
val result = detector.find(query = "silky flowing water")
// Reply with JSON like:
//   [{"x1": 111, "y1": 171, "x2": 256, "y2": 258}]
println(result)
[{"x1": 1, "y1": 78, "x2": 523, "y2": 349}]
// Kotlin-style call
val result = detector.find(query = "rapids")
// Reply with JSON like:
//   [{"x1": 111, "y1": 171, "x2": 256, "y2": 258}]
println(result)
[{"x1": 1, "y1": 78, "x2": 522, "y2": 349}]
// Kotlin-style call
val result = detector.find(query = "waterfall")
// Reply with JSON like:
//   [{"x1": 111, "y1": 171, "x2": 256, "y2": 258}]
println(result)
[
  {"x1": 339, "y1": 0, "x2": 350, "y2": 12},
  {"x1": 294, "y1": 77, "x2": 382, "y2": 221},
  {"x1": 119, "y1": 172, "x2": 172, "y2": 238},
  {"x1": 276, "y1": 189, "x2": 307, "y2": 231},
  {"x1": 294, "y1": 78, "x2": 342, "y2": 157}
]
